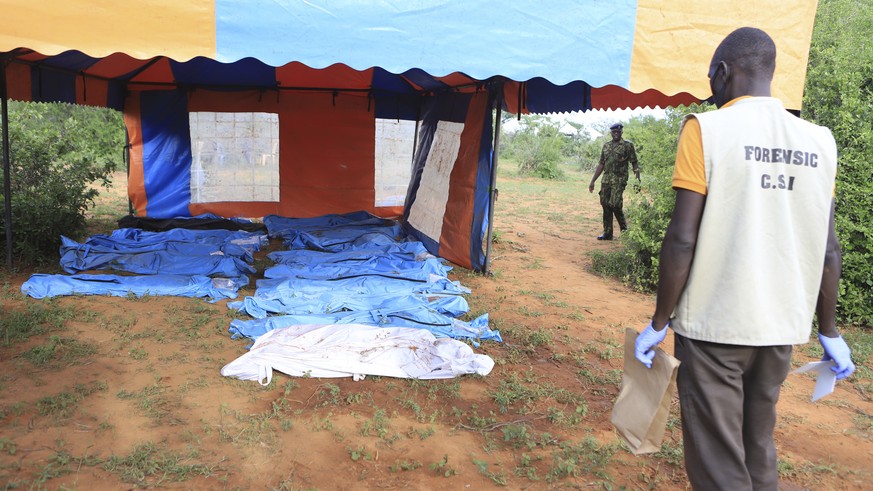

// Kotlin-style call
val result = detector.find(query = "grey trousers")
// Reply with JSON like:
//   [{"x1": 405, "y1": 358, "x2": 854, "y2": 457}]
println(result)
[{"x1": 674, "y1": 334, "x2": 792, "y2": 491}]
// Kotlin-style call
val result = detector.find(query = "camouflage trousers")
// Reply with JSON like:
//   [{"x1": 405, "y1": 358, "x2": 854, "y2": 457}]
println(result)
[{"x1": 599, "y1": 183, "x2": 627, "y2": 237}]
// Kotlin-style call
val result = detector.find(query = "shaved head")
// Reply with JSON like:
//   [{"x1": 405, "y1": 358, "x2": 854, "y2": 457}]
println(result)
[{"x1": 711, "y1": 27, "x2": 777, "y2": 81}]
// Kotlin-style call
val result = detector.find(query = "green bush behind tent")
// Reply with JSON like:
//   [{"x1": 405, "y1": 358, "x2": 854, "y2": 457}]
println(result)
[{"x1": 0, "y1": 101, "x2": 124, "y2": 265}]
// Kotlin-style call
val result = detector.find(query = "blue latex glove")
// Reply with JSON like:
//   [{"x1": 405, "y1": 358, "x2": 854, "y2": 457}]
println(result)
[
  {"x1": 635, "y1": 321, "x2": 669, "y2": 368},
  {"x1": 818, "y1": 333, "x2": 856, "y2": 380}
]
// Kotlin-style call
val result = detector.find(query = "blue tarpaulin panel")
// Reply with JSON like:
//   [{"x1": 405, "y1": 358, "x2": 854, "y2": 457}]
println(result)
[{"x1": 22, "y1": 273, "x2": 248, "y2": 301}]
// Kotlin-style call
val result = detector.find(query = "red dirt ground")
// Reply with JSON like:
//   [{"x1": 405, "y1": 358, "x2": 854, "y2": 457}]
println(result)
[{"x1": 0, "y1": 172, "x2": 870, "y2": 490}]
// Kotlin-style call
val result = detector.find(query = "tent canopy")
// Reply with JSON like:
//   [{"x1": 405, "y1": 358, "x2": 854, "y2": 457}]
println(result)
[
  {"x1": 1, "y1": 1, "x2": 820, "y2": 272},
  {"x1": 2, "y1": 0, "x2": 818, "y2": 111}
]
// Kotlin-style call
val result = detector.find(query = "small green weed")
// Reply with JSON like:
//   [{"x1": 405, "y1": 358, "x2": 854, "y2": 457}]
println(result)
[
  {"x1": 37, "y1": 382, "x2": 108, "y2": 419},
  {"x1": 102, "y1": 442, "x2": 216, "y2": 485},
  {"x1": 23, "y1": 335, "x2": 98, "y2": 366},
  {"x1": 117, "y1": 383, "x2": 183, "y2": 425},
  {"x1": 547, "y1": 437, "x2": 616, "y2": 483},
  {"x1": 390, "y1": 459, "x2": 423, "y2": 472},
  {"x1": 429, "y1": 454, "x2": 457, "y2": 477},
  {"x1": 0, "y1": 438, "x2": 17, "y2": 455},
  {"x1": 347, "y1": 445, "x2": 372, "y2": 462},
  {"x1": 473, "y1": 457, "x2": 508, "y2": 486},
  {"x1": 1, "y1": 301, "x2": 75, "y2": 346}
]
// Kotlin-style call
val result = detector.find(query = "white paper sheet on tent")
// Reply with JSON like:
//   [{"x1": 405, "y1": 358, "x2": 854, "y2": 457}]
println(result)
[
  {"x1": 220, "y1": 323, "x2": 494, "y2": 385},
  {"x1": 189, "y1": 111, "x2": 280, "y2": 203},
  {"x1": 407, "y1": 121, "x2": 463, "y2": 242},
  {"x1": 374, "y1": 118, "x2": 416, "y2": 207}
]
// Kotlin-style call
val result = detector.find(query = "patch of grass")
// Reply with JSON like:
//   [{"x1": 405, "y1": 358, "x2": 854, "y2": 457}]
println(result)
[
  {"x1": 429, "y1": 454, "x2": 457, "y2": 477},
  {"x1": 412, "y1": 425, "x2": 436, "y2": 440},
  {"x1": 502, "y1": 423, "x2": 537, "y2": 450},
  {"x1": 546, "y1": 405, "x2": 588, "y2": 427},
  {"x1": 316, "y1": 383, "x2": 342, "y2": 407},
  {"x1": 526, "y1": 327, "x2": 552, "y2": 347},
  {"x1": 429, "y1": 379, "x2": 461, "y2": 400},
  {"x1": 654, "y1": 438, "x2": 684, "y2": 466},
  {"x1": 517, "y1": 305, "x2": 544, "y2": 317},
  {"x1": 36, "y1": 382, "x2": 108, "y2": 419},
  {"x1": 0, "y1": 281, "x2": 19, "y2": 300},
  {"x1": 514, "y1": 452, "x2": 541, "y2": 481},
  {"x1": 0, "y1": 401, "x2": 25, "y2": 419},
  {"x1": 472, "y1": 457, "x2": 508, "y2": 486},
  {"x1": 458, "y1": 406, "x2": 498, "y2": 431},
  {"x1": 128, "y1": 346, "x2": 148, "y2": 360},
  {"x1": 217, "y1": 402, "x2": 281, "y2": 446},
  {"x1": 390, "y1": 459, "x2": 423, "y2": 472},
  {"x1": 22, "y1": 335, "x2": 98, "y2": 366},
  {"x1": 577, "y1": 367, "x2": 622, "y2": 394},
  {"x1": 547, "y1": 436, "x2": 616, "y2": 483},
  {"x1": 117, "y1": 383, "x2": 183, "y2": 425},
  {"x1": 346, "y1": 445, "x2": 373, "y2": 462},
  {"x1": 29, "y1": 448, "x2": 103, "y2": 488},
  {"x1": 0, "y1": 438, "x2": 17, "y2": 455},
  {"x1": 124, "y1": 291, "x2": 153, "y2": 302},
  {"x1": 359, "y1": 409, "x2": 397, "y2": 442},
  {"x1": 778, "y1": 457, "x2": 839, "y2": 484},
  {"x1": 489, "y1": 372, "x2": 542, "y2": 414},
  {"x1": 102, "y1": 442, "x2": 217, "y2": 486},
  {"x1": 852, "y1": 412, "x2": 873, "y2": 440},
  {"x1": 399, "y1": 398, "x2": 424, "y2": 421},
  {"x1": 1, "y1": 301, "x2": 76, "y2": 346}
]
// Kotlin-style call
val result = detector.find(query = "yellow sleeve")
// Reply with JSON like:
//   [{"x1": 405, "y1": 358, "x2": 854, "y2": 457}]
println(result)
[{"x1": 672, "y1": 117, "x2": 707, "y2": 195}]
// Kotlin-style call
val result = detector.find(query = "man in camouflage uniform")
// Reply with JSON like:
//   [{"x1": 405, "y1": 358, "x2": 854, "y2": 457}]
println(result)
[{"x1": 588, "y1": 123, "x2": 641, "y2": 240}]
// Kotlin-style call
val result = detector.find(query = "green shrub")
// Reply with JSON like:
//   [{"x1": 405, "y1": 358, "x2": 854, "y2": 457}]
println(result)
[
  {"x1": 803, "y1": 0, "x2": 873, "y2": 326},
  {"x1": 502, "y1": 115, "x2": 566, "y2": 180},
  {"x1": 590, "y1": 105, "x2": 705, "y2": 291},
  {"x1": 0, "y1": 102, "x2": 124, "y2": 265}
]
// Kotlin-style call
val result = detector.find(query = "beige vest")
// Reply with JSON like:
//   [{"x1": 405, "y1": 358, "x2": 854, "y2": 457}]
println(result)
[{"x1": 672, "y1": 97, "x2": 837, "y2": 346}]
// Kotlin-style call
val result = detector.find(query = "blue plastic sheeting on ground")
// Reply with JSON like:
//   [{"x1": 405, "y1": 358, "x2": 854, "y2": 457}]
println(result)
[
  {"x1": 267, "y1": 242, "x2": 430, "y2": 268},
  {"x1": 21, "y1": 273, "x2": 248, "y2": 300},
  {"x1": 229, "y1": 307, "x2": 499, "y2": 346},
  {"x1": 80, "y1": 228, "x2": 266, "y2": 254},
  {"x1": 231, "y1": 211, "x2": 499, "y2": 347},
  {"x1": 264, "y1": 211, "x2": 393, "y2": 235},
  {"x1": 280, "y1": 227, "x2": 407, "y2": 252},
  {"x1": 253, "y1": 274, "x2": 469, "y2": 301},
  {"x1": 263, "y1": 256, "x2": 449, "y2": 280},
  {"x1": 264, "y1": 211, "x2": 407, "y2": 252},
  {"x1": 59, "y1": 234, "x2": 258, "y2": 276},
  {"x1": 229, "y1": 292, "x2": 469, "y2": 319}
]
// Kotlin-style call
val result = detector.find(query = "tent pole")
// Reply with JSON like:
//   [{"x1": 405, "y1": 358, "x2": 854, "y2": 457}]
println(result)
[
  {"x1": 124, "y1": 126, "x2": 132, "y2": 215},
  {"x1": 483, "y1": 89, "x2": 503, "y2": 275},
  {"x1": 411, "y1": 96, "x2": 422, "y2": 169},
  {"x1": 1, "y1": 58, "x2": 12, "y2": 269}
]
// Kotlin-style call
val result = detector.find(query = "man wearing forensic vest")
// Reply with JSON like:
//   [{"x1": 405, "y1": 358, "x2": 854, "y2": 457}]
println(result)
[{"x1": 633, "y1": 27, "x2": 855, "y2": 490}]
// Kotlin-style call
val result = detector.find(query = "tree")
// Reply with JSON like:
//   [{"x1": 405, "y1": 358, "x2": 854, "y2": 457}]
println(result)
[
  {"x1": 0, "y1": 102, "x2": 125, "y2": 265},
  {"x1": 803, "y1": 0, "x2": 873, "y2": 326},
  {"x1": 501, "y1": 115, "x2": 566, "y2": 179}
]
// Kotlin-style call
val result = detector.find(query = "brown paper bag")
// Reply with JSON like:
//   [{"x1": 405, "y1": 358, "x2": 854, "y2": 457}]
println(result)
[{"x1": 611, "y1": 327, "x2": 680, "y2": 455}]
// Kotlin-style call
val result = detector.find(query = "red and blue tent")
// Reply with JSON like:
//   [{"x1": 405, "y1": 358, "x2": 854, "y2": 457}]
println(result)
[{"x1": 1, "y1": 0, "x2": 819, "y2": 270}]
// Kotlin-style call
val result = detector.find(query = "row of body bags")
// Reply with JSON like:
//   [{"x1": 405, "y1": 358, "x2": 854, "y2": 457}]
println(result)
[
  {"x1": 222, "y1": 212, "x2": 500, "y2": 382},
  {"x1": 20, "y1": 211, "x2": 500, "y2": 381}
]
